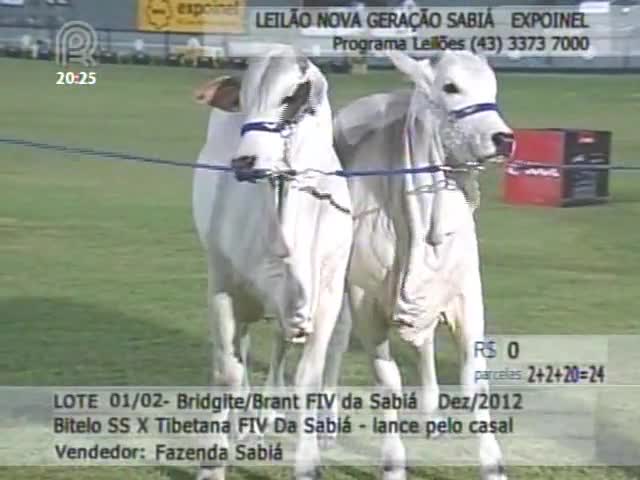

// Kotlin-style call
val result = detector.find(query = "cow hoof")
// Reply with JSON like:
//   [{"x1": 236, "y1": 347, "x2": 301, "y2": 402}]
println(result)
[
  {"x1": 382, "y1": 465, "x2": 407, "y2": 480},
  {"x1": 296, "y1": 466, "x2": 323, "y2": 480},
  {"x1": 481, "y1": 463, "x2": 507, "y2": 480}
]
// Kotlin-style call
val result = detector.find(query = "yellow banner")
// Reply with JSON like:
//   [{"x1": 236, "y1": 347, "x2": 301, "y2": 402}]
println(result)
[{"x1": 138, "y1": 0, "x2": 245, "y2": 34}]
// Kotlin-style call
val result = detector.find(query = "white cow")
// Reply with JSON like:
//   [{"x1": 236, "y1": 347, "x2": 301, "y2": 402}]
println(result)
[
  {"x1": 250, "y1": 50, "x2": 515, "y2": 478},
  {"x1": 192, "y1": 45, "x2": 353, "y2": 480},
  {"x1": 322, "y1": 50, "x2": 515, "y2": 479}
]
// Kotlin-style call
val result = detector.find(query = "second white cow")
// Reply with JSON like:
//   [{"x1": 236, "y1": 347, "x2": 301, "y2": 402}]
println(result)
[{"x1": 326, "y1": 50, "x2": 515, "y2": 480}]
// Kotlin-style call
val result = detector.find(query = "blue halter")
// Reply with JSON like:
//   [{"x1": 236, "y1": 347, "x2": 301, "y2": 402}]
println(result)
[
  {"x1": 450, "y1": 102, "x2": 500, "y2": 120},
  {"x1": 240, "y1": 121, "x2": 293, "y2": 138}
]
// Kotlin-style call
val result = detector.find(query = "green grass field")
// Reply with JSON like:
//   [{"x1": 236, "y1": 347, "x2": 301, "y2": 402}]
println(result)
[{"x1": 1, "y1": 58, "x2": 639, "y2": 479}]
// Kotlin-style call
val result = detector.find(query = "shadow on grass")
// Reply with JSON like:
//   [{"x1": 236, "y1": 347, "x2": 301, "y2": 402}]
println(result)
[
  {"x1": 0, "y1": 296, "x2": 210, "y2": 386},
  {"x1": 0, "y1": 296, "x2": 276, "y2": 386},
  {"x1": 157, "y1": 466, "x2": 195, "y2": 480},
  {"x1": 615, "y1": 467, "x2": 640, "y2": 480},
  {"x1": 158, "y1": 466, "x2": 271, "y2": 480},
  {"x1": 2, "y1": 297, "x2": 638, "y2": 479}
]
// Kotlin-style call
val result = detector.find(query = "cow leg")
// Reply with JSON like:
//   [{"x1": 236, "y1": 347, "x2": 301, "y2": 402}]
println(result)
[
  {"x1": 231, "y1": 322, "x2": 253, "y2": 442},
  {"x1": 293, "y1": 276, "x2": 345, "y2": 480},
  {"x1": 414, "y1": 323, "x2": 443, "y2": 428},
  {"x1": 323, "y1": 297, "x2": 352, "y2": 388},
  {"x1": 351, "y1": 286, "x2": 406, "y2": 480},
  {"x1": 319, "y1": 297, "x2": 352, "y2": 449},
  {"x1": 237, "y1": 323, "x2": 251, "y2": 388},
  {"x1": 454, "y1": 277, "x2": 507, "y2": 480},
  {"x1": 198, "y1": 270, "x2": 245, "y2": 480},
  {"x1": 260, "y1": 327, "x2": 290, "y2": 431},
  {"x1": 266, "y1": 328, "x2": 288, "y2": 389}
]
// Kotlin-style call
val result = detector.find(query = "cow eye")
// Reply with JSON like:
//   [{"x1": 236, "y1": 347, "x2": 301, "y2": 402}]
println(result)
[{"x1": 443, "y1": 82, "x2": 460, "y2": 94}]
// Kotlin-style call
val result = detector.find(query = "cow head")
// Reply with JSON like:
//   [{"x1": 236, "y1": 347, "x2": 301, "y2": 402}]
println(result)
[
  {"x1": 388, "y1": 50, "x2": 515, "y2": 166},
  {"x1": 196, "y1": 46, "x2": 327, "y2": 180}
]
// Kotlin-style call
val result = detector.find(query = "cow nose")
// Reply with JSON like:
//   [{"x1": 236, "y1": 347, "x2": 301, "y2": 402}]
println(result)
[
  {"x1": 491, "y1": 132, "x2": 515, "y2": 158},
  {"x1": 231, "y1": 155, "x2": 257, "y2": 182}
]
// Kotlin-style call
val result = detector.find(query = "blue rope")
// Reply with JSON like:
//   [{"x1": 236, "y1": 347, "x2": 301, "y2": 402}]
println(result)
[
  {"x1": 332, "y1": 165, "x2": 445, "y2": 177},
  {"x1": 0, "y1": 136, "x2": 446, "y2": 176},
  {"x1": 0, "y1": 137, "x2": 235, "y2": 172},
  {"x1": 2, "y1": 136, "x2": 640, "y2": 176}
]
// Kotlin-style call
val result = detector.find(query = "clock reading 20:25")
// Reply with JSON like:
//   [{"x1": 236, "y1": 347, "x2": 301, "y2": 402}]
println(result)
[{"x1": 56, "y1": 71, "x2": 97, "y2": 86}]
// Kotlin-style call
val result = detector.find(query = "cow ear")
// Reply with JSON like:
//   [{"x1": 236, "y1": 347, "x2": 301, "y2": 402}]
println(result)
[
  {"x1": 306, "y1": 61, "x2": 328, "y2": 112},
  {"x1": 387, "y1": 50, "x2": 434, "y2": 92},
  {"x1": 387, "y1": 50, "x2": 421, "y2": 79},
  {"x1": 194, "y1": 76, "x2": 241, "y2": 112},
  {"x1": 418, "y1": 59, "x2": 436, "y2": 89},
  {"x1": 476, "y1": 51, "x2": 490, "y2": 65},
  {"x1": 281, "y1": 80, "x2": 311, "y2": 122}
]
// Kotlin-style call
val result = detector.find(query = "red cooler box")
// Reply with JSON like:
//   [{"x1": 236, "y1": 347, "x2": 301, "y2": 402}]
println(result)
[{"x1": 504, "y1": 129, "x2": 611, "y2": 207}]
